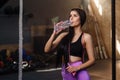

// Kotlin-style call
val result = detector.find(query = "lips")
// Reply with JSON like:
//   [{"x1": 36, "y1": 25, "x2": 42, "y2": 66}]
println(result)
[{"x1": 70, "y1": 21, "x2": 73, "y2": 24}]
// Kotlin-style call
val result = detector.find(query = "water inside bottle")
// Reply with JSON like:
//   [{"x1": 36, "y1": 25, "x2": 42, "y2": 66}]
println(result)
[{"x1": 54, "y1": 20, "x2": 71, "y2": 32}]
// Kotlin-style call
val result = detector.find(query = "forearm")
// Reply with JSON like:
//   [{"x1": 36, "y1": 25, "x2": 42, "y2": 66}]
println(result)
[
  {"x1": 44, "y1": 31, "x2": 68, "y2": 53},
  {"x1": 77, "y1": 59, "x2": 95, "y2": 70},
  {"x1": 44, "y1": 32, "x2": 56, "y2": 53}
]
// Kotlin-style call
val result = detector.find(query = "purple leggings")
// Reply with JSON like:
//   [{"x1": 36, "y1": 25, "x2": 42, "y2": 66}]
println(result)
[{"x1": 61, "y1": 61, "x2": 90, "y2": 80}]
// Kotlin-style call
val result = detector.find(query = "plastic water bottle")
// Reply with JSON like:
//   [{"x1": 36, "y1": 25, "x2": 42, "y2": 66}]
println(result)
[{"x1": 54, "y1": 20, "x2": 71, "y2": 32}]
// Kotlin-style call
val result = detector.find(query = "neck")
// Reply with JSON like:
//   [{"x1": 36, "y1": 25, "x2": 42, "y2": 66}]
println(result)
[{"x1": 73, "y1": 26, "x2": 82, "y2": 35}]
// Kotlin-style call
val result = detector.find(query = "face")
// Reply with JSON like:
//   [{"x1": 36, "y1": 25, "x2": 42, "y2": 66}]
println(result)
[{"x1": 69, "y1": 10, "x2": 80, "y2": 27}]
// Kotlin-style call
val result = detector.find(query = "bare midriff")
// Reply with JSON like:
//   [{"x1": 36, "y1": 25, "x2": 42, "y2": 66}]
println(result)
[
  {"x1": 69, "y1": 55, "x2": 82, "y2": 62},
  {"x1": 62, "y1": 55, "x2": 82, "y2": 63}
]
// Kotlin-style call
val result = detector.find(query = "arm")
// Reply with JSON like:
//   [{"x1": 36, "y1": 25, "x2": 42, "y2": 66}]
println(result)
[
  {"x1": 77, "y1": 33, "x2": 95, "y2": 70},
  {"x1": 44, "y1": 31, "x2": 68, "y2": 53}
]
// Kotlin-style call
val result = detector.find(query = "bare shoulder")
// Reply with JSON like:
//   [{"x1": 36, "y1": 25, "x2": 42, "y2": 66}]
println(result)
[
  {"x1": 83, "y1": 33, "x2": 92, "y2": 41},
  {"x1": 82, "y1": 33, "x2": 93, "y2": 44}
]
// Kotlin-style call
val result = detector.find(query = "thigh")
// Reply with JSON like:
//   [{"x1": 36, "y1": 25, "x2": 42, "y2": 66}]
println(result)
[{"x1": 76, "y1": 70, "x2": 90, "y2": 80}]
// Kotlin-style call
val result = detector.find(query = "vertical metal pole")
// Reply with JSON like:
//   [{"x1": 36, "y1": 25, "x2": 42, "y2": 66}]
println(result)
[
  {"x1": 19, "y1": 0, "x2": 23, "y2": 80},
  {"x1": 111, "y1": 0, "x2": 116, "y2": 80}
]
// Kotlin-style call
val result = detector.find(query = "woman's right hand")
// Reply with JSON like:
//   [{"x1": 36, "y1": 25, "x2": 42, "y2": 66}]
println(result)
[{"x1": 53, "y1": 21, "x2": 64, "y2": 34}]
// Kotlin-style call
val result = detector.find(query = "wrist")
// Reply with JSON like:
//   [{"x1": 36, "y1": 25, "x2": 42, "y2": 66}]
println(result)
[
  {"x1": 76, "y1": 66, "x2": 81, "y2": 71},
  {"x1": 52, "y1": 31, "x2": 56, "y2": 36}
]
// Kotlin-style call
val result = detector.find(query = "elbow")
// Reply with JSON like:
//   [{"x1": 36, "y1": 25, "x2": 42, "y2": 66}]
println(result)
[
  {"x1": 92, "y1": 58, "x2": 95, "y2": 64},
  {"x1": 44, "y1": 48, "x2": 50, "y2": 53},
  {"x1": 91, "y1": 58, "x2": 95, "y2": 65},
  {"x1": 88, "y1": 57, "x2": 95, "y2": 65},
  {"x1": 44, "y1": 50, "x2": 49, "y2": 53}
]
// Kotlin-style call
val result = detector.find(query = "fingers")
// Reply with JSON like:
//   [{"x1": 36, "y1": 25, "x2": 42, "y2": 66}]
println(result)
[
  {"x1": 66, "y1": 66, "x2": 76, "y2": 76},
  {"x1": 66, "y1": 66, "x2": 72, "y2": 73},
  {"x1": 54, "y1": 21, "x2": 64, "y2": 33},
  {"x1": 55, "y1": 27, "x2": 63, "y2": 34},
  {"x1": 66, "y1": 65, "x2": 79, "y2": 72},
  {"x1": 56, "y1": 21, "x2": 63, "y2": 26},
  {"x1": 66, "y1": 66, "x2": 75, "y2": 73},
  {"x1": 66, "y1": 64, "x2": 77, "y2": 76}
]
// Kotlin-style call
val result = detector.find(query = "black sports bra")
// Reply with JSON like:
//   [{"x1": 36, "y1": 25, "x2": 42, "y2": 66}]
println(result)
[{"x1": 70, "y1": 33, "x2": 84, "y2": 57}]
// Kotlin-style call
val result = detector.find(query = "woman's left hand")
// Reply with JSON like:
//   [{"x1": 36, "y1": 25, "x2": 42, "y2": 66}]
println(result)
[{"x1": 66, "y1": 65, "x2": 79, "y2": 73}]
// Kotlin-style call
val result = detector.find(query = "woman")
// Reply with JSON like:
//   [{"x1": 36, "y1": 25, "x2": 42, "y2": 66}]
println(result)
[{"x1": 44, "y1": 8, "x2": 95, "y2": 80}]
